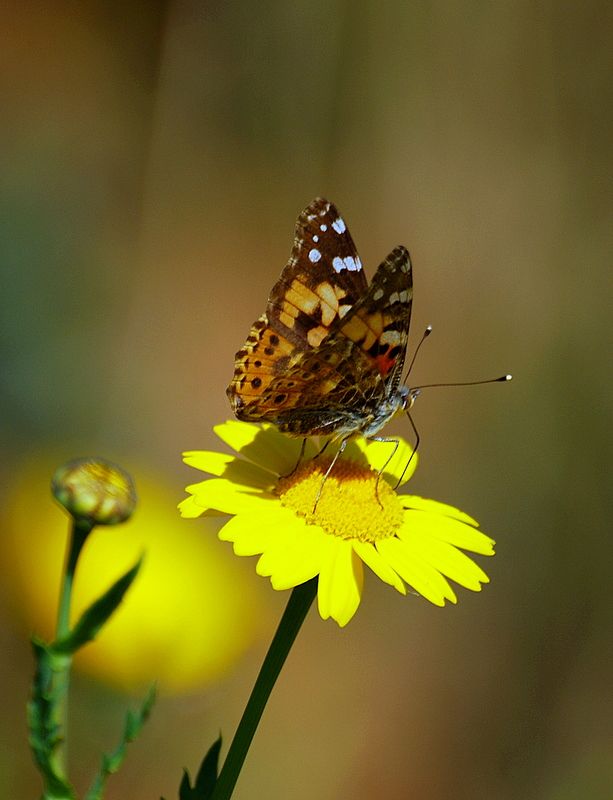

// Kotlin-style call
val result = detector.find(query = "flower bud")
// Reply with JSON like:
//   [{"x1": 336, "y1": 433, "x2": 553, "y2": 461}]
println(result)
[{"x1": 52, "y1": 458, "x2": 136, "y2": 526}]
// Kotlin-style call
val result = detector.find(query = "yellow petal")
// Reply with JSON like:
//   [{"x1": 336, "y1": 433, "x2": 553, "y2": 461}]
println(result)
[
  {"x1": 252, "y1": 516, "x2": 328, "y2": 588},
  {"x1": 183, "y1": 450, "x2": 276, "y2": 488},
  {"x1": 352, "y1": 541, "x2": 406, "y2": 594},
  {"x1": 314, "y1": 536, "x2": 340, "y2": 621},
  {"x1": 214, "y1": 421, "x2": 315, "y2": 475},
  {"x1": 186, "y1": 478, "x2": 274, "y2": 515},
  {"x1": 213, "y1": 420, "x2": 263, "y2": 451},
  {"x1": 178, "y1": 495, "x2": 207, "y2": 519},
  {"x1": 268, "y1": 525, "x2": 329, "y2": 590},
  {"x1": 318, "y1": 539, "x2": 363, "y2": 626},
  {"x1": 219, "y1": 509, "x2": 291, "y2": 554},
  {"x1": 401, "y1": 509, "x2": 495, "y2": 555},
  {"x1": 400, "y1": 495, "x2": 479, "y2": 527},
  {"x1": 183, "y1": 450, "x2": 235, "y2": 473},
  {"x1": 377, "y1": 537, "x2": 457, "y2": 606},
  {"x1": 255, "y1": 526, "x2": 300, "y2": 574},
  {"x1": 398, "y1": 528, "x2": 490, "y2": 591}
]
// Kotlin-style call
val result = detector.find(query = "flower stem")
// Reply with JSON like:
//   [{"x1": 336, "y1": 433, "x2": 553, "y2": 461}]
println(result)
[
  {"x1": 56, "y1": 521, "x2": 91, "y2": 638},
  {"x1": 210, "y1": 578, "x2": 318, "y2": 800},
  {"x1": 50, "y1": 520, "x2": 92, "y2": 777}
]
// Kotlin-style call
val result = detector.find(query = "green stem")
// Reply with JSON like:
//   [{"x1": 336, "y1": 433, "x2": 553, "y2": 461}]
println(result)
[
  {"x1": 49, "y1": 520, "x2": 92, "y2": 778},
  {"x1": 56, "y1": 521, "x2": 90, "y2": 638},
  {"x1": 210, "y1": 578, "x2": 318, "y2": 800}
]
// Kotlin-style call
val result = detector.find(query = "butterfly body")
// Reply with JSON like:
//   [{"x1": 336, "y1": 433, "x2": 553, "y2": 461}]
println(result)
[{"x1": 227, "y1": 198, "x2": 413, "y2": 442}]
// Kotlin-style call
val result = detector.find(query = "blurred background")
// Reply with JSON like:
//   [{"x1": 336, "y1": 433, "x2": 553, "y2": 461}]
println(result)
[{"x1": 1, "y1": 2, "x2": 611, "y2": 798}]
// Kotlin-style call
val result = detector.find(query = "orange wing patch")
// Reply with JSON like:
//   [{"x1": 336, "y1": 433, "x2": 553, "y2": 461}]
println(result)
[
  {"x1": 227, "y1": 314, "x2": 295, "y2": 414},
  {"x1": 270, "y1": 275, "x2": 352, "y2": 348}
]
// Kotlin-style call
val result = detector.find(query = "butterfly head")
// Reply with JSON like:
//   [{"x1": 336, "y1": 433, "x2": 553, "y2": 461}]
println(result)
[
  {"x1": 394, "y1": 385, "x2": 420, "y2": 418},
  {"x1": 357, "y1": 384, "x2": 415, "y2": 439}
]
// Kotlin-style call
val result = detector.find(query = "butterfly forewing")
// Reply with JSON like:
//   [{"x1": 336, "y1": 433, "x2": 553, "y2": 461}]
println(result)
[
  {"x1": 227, "y1": 199, "x2": 412, "y2": 438},
  {"x1": 267, "y1": 198, "x2": 368, "y2": 348},
  {"x1": 228, "y1": 198, "x2": 367, "y2": 416}
]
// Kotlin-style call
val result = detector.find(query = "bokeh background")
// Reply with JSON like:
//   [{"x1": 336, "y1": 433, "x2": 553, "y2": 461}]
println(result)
[{"x1": 1, "y1": 2, "x2": 612, "y2": 798}]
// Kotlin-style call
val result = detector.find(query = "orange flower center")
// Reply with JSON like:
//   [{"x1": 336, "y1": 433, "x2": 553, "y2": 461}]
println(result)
[{"x1": 276, "y1": 457, "x2": 403, "y2": 543}]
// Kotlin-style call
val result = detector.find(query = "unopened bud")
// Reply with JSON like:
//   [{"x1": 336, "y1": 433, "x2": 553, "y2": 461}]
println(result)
[{"x1": 52, "y1": 458, "x2": 136, "y2": 526}]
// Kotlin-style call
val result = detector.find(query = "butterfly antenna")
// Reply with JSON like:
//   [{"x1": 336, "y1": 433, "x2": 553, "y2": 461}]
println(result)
[
  {"x1": 402, "y1": 325, "x2": 433, "y2": 386},
  {"x1": 395, "y1": 410, "x2": 420, "y2": 489},
  {"x1": 413, "y1": 374, "x2": 512, "y2": 391},
  {"x1": 395, "y1": 375, "x2": 511, "y2": 488}
]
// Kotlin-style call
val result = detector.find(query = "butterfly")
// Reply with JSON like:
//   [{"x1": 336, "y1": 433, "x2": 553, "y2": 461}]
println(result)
[{"x1": 227, "y1": 198, "x2": 414, "y2": 446}]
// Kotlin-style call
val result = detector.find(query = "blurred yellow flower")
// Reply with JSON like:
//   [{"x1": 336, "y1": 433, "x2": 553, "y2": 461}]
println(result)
[
  {"x1": 180, "y1": 421, "x2": 496, "y2": 627},
  {"x1": 1, "y1": 455, "x2": 268, "y2": 693}
]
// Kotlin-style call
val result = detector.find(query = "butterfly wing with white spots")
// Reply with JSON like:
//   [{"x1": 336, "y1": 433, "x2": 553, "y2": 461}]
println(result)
[
  {"x1": 228, "y1": 198, "x2": 367, "y2": 413},
  {"x1": 227, "y1": 199, "x2": 412, "y2": 439}
]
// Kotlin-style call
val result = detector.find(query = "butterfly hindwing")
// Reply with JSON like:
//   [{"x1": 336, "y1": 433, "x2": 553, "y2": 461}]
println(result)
[
  {"x1": 252, "y1": 247, "x2": 412, "y2": 427},
  {"x1": 332, "y1": 245, "x2": 412, "y2": 394},
  {"x1": 227, "y1": 313, "x2": 296, "y2": 411}
]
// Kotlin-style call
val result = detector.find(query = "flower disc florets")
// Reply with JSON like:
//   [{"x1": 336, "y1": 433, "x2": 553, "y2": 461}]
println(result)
[{"x1": 277, "y1": 458, "x2": 403, "y2": 543}]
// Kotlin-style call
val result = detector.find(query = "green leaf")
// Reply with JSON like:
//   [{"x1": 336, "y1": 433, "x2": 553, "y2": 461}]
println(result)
[
  {"x1": 83, "y1": 684, "x2": 156, "y2": 800},
  {"x1": 53, "y1": 558, "x2": 142, "y2": 654},
  {"x1": 178, "y1": 770, "x2": 193, "y2": 800},
  {"x1": 194, "y1": 735, "x2": 222, "y2": 798},
  {"x1": 179, "y1": 735, "x2": 222, "y2": 800},
  {"x1": 27, "y1": 637, "x2": 77, "y2": 799}
]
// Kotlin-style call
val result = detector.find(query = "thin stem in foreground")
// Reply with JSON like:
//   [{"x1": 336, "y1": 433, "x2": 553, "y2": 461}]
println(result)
[{"x1": 210, "y1": 578, "x2": 318, "y2": 800}]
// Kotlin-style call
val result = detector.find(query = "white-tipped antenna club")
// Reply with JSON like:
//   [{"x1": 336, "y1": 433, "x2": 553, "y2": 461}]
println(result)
[{"x1": 403, "y1": 325, "x2": 433, "y2": 385}]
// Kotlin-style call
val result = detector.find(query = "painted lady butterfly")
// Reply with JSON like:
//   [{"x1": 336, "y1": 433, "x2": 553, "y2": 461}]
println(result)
[{"x1": 227, "y1": 198, "x2": 414, "y2": 443}]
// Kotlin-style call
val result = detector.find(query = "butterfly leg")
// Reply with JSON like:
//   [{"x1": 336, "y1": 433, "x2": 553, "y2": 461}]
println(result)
[
  {"x1": 313, "y1": 438, "x2": 332, "y2": 460},
  {"x1": 394, "y1": 409, "x2": 420, "y2": 489},
  {"x1": 313, "y1": 437, "x2": 348, "y2": 513},
  {"x1": 282, "y1": 437, "x2": 308, "y2": 478},
  {"x1": 368, "y1": 436, "x2": 400, "y2": 509}
]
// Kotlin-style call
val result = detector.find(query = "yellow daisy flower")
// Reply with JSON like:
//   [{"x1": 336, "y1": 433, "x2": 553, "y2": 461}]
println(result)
[{"x1": 180, "y1": 421, "x2": 495, "y2": 627}]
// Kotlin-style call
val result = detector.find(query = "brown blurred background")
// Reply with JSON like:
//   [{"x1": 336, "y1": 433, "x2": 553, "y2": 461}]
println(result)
[{"x1": 1, "y1": 2, "x2": 612, "y2": 798}]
